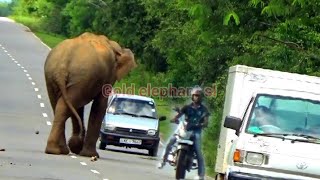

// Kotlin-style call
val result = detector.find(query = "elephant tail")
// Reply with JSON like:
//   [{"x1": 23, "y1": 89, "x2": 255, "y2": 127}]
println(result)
[{"x1": 57, "y1": 80, "x2": 83, "y2": 137}]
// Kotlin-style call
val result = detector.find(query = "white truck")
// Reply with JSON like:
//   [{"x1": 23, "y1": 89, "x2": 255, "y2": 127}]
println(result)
[{"x1": 215, "y1": 65, "x2": 320, "y2": 180}]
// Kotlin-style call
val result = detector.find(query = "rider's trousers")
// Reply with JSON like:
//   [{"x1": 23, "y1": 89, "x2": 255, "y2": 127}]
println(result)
[
  {"x1": 194, "y1": 130, "x2": 205, "y2": 177},
  {"x1": 162, "y1": 130, "x2": 205, "y2": 177}
]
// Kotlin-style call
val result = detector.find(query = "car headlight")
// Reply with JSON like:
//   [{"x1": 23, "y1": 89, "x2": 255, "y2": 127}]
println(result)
[
  {"x1": 147, "y1": 129, "x2": 157, "y2": 136},
  {"x1": 245, "y1": 152, "x2": 264, "y2": 165},
  {"x1": 105, "y1": 124, "x2": 116, "y2": 131}
]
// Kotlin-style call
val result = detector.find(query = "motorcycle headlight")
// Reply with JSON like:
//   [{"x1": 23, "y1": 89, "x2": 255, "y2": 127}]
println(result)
[
  {"x1": 105, "y1": 124, "x2": 116, "y2": 131},
  {"x1": 147, "y1": 129, "x2": 157, "y2": 136},
  {"x1": 245, "y1": 152, "x2": 264, "y2": 165}
]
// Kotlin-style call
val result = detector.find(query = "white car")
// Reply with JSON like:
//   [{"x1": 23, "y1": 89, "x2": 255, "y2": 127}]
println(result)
[{"x1": 99, "y1": 93, "x2": 166, "y2": 156}]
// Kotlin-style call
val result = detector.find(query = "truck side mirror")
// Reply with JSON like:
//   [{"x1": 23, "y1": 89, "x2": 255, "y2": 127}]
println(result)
[{"x1": 224, "y1": 116, "x2": 242, "y2": 136}]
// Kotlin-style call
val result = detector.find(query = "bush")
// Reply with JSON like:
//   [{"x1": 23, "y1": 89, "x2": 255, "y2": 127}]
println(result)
[{"x1": 9, "y1": 15, "x2": 42, "y2": 32}]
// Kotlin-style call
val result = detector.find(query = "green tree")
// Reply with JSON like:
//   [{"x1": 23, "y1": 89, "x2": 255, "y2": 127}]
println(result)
[
  {"x1": 90, "y1": 0, "x2": 167, "y2": 72},
  {"x1": 0, "y1": 2, "x2": 11, "y2": 16}
]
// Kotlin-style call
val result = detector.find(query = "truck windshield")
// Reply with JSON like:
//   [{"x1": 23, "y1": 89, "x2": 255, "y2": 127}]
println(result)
[
  {"x1": 107, "y1": 97, "x2": 157, "y2": 119},
  {"x1": 246, "y1": 94, "x2": 320, "y2": 139}
]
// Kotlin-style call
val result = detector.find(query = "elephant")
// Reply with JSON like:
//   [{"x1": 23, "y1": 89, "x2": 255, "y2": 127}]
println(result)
[{"x1": 44, "y1": 32, "x2": 137, "y2": 158}]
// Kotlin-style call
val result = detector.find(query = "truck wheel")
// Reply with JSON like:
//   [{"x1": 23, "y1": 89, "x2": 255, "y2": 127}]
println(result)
[
  {"x1": 175, "y1": 149, "x2": 187, "y2": 179},
  {"x1": 148, "y1": 146, "x2": 158, "y2": 157},
  {"x1": 99, "y1": 142, "x2": 107, "y2": 150}
]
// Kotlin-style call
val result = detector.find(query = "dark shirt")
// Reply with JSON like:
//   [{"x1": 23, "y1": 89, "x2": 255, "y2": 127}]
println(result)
[{"x1": 180, "y1": 103, "x2": 210, "y2": 131}]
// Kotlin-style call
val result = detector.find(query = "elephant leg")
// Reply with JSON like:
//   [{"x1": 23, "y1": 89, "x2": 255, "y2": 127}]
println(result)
[
  {"x1": 46, "y1": 81, "x2": 70, "y2": 153},
  {"x1": 68, "y1": 107, "x2": 85, "y2": 154},
  {"x1": 45, "y1": 97, "x2": 71, "y2": 155},
  {"x1": 45, "y1": 78, "x2": 58, "y2": 114},
  {"x1": 79, "y1": 93, "x2": 108, "y2": 157},
  {"x1": 58, "y1": 128, "x2": 70, "y2": 155}
]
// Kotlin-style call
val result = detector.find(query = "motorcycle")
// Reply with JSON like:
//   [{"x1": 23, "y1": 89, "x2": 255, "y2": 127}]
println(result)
[{"x1": 166, "y1": 107, "x2": 207, "y2": 179}]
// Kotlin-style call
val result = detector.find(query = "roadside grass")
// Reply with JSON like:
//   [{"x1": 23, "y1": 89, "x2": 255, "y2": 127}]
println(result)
[
  {"x1": 9, "y1": 15, "x2": 42, "y2": 31},
  {"x1": 34, "y1": 32, "x2": 65, "y2": 48},
  {"x1": 154, "y1": 99, "x2": 174, "y2": 142},
  {"x1": 9, "y1": 15, "x2": 66, "y2": 48}
]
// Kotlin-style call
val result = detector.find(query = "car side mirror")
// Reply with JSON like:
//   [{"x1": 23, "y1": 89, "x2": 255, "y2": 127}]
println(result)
[
  {"x1": 224, "y1": 115, "x2": 242, "y2": 136},
  {"x1": 159, "y1": 116, "x2": 166, "y2": 121}
]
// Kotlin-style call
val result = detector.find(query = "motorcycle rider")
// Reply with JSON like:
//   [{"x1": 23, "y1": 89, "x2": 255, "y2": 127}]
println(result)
[{"x1": 158, "y1": 86, "x2": 210, "y2": 180}]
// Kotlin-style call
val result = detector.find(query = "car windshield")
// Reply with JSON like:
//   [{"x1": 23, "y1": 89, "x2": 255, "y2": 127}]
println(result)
[
  {"x1": 107, "y1": 97, "x2": 157, "y2": 119},
  {"x1": 246, "y1": 94, "x2": 320, "y2": 139}
]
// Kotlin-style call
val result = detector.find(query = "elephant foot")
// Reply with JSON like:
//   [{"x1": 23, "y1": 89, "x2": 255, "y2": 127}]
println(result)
[
  {"x1": 79, "y1": 148, "x2": 100, "y2": 158},
  {"x1": 68, "y1": 136, "x2": 84, "y2": 154},
  {"x1": 45, "y1": 144, "x2": 69, "y2": 155},
  {"x1": 59, "y1": 145, "x2": 70, "y2": 155}
]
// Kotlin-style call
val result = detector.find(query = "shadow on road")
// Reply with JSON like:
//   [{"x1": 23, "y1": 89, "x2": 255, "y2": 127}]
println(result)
[
  {"x1": 100, "y1": 146, "x2": 161, "y2": 162},
  {"x1": 104, "y1": 146, "x2": 147, "y2": 156}
]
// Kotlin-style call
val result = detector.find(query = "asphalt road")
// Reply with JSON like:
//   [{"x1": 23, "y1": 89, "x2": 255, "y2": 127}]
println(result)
[{"x1": 0, "y1": 17, "x2": 211, "y2": 180}]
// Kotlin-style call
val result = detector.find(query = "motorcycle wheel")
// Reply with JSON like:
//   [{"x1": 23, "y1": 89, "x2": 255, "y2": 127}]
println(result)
[{"x1": 175, "y1": 149, "x2": 187, "y2": 179}]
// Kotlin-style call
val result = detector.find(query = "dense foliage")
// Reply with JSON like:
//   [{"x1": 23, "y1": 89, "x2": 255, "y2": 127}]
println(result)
[
  {"x1": 7, "y1": 0, "x2": 320, "y2": 176},
  {"x1": 0, "y1": 1, "x2": 14, "y2": 16}
]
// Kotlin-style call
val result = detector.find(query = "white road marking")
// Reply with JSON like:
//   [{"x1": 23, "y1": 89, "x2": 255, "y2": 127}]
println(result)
[
  {"x1": 21, "y1": 66, "x2": 24, "y2": 69},
  {"x1": 1, "y1": 47, "x2": 4, "y2": 49},
  {"x1": 103, "y1": 179, "x2": 109, "y2": 180},
  {"x1": 24, "y1": 70, "x2": 27, "y2": 72},
  {"x1": 4, "y1": 50, "x2": 7, "y2": 52},
  {"x1": 32, "y1": 82, "x2": 35, "y2": 85},
  {"x1": 34, "y1": 88, "x2": 39, "y2": 91},
  {"x1": 90, "y1": 170, "x2": 100, "y2": 174},
  {"x1": 31, "y1": 33, "x2": 51, "y2": 50},
  {"x1": 42, "y1": 113, "x2": 48, "y2": 117},
  {"x1": 37, "y1": 95, "x2": 42, "y2": 99},
  {"x1": 80, "y1": 162, "x2": 87, "y2": 166},
  {"x1": 7, "y1": 53, "x2": 11, "y2": 56},
  {"x1": 0, "y1": 44, "x2": 2, "y2": 46},
  {"x1": 14, "y1": 61, "x2": 18, "y2": 63},
  {"x1": 17, "y1": 64, "x2": 21, "y2": 66},
  {"x1": 70, "y1": 155, "x2": 77, "y2": 159},
  {"x1": 28, "y1": 77, "x2": 32, "y2": 80},
  {"x1": 26, "y1": 74, "x2": 30, "y2": 77},
  {"x1": 40, "y1": 103, "x2": 45, "y2": 107},
  {"x1": 46, "y1": 121, "x2": 52, "y2": 126}
]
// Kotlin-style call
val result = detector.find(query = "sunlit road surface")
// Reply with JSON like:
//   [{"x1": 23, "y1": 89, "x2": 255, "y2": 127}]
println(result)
[{"x1": 0, "y1": 17, "x2": 216, "y2": 180}]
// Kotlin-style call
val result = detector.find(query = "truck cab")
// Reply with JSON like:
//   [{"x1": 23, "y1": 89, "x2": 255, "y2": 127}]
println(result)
[
  {"x1": 215, "y1": 65, "x2": 320, "y2": 180},
  {"x1": 225, "y1": 89, "x2": 320, "y2": 180}
]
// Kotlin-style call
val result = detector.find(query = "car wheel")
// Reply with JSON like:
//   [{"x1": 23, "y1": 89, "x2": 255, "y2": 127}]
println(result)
[
  {"x1": 148, "y1": 146, "x2": 158, "y2": 157},
  {"x1": 99, "y1": 142, "x2": 107, "y2": 150}
]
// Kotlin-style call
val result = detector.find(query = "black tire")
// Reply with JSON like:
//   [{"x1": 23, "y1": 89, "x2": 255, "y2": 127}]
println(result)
[
  {"x1": 175, "y1": 149, "x2": 187, "y2": 179},
  {"x1": 215, "y1": 173, "x2": 225, "y2": 180},
  {"x1": 148, "y1": 146, "x2": 159, "y2": 157},
  {"x1": 99, "y1": 142, "x2": 107, "y2": 150}
]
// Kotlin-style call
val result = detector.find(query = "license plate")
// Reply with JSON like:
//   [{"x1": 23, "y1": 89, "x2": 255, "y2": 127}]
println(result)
[{"x1": 119, "y1": 138, "x2": 142, "y2": 145}]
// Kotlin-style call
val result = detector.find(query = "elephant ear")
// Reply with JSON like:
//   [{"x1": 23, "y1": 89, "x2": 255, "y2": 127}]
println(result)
[
  {"x1": 107, "y1": 40, "x2": 122, "y2": 56},
  {"x1": 116, "y1": 48, "x2": 137, "y2": 81}
]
